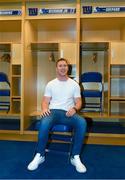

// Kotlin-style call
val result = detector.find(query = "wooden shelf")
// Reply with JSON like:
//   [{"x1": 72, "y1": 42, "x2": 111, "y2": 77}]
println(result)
[
  {"x1": 109, "y1": 112, "x2": 125, "y2": 118},
  {"x1": 110, "y1": 64, "x2": 125, "y2": 66},
  {"x1": 110, "y1": 75, "x2": 125, "y2": 78},
  {"x1": 0, "y1": 112, "x2": 20, "y2": 116},
  {"x1": 80, "y1": 112, "x2": 125, "y2": 119},
  {"x1": 12, "y1": 75, "x2": 21, "y2": 78},
  {"x1": 25, "y1": 15, "x2": 76, "y2": 20},
  {"x1": 11, "y1": 96, "x2": 21, "y2": 99},
  {"x1": 31, "y1": 42, "x2": 59, "y2": 51},
  {"x1": 81, "y1": 14, "x2": 125, "y2": 19},
  {"x1": 29, "y1": 111, "x2": 125, "y2": 119},
  {"x1": 80, "y1": 112, "x2": 109, "y2": 119},
  {"x1": 109, "y1": 97, "x2": 125, "y2": 101}
]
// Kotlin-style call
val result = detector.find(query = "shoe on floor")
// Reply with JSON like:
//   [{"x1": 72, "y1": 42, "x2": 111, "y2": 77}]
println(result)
[
  {"x1": 70, "y1": 155, "x2": 87, "y2": 173},
  {"x1": 27, "y1": 153, "x2": 45, "y2": 171}
]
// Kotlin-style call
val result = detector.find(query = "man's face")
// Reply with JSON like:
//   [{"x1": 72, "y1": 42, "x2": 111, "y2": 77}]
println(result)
[{"x1": 56, "y1": 60, "x2": 69, "y2": 77}]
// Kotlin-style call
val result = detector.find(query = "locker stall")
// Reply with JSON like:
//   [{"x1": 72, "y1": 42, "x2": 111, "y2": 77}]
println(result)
[
  {"x1": 23, "y1": 1, "x2": 77, "y2": 130},
  {"x1": 0, "y1": 15, "x2": 22, "y2": 131},
  {"x1": 80, "y1": 42, "x2": 109, "y2": 114}
]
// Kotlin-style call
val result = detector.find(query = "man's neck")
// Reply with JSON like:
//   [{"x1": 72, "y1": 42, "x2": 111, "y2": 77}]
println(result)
[{"x1": 57, "y1": 75, "x2": 69, "y2": 81}]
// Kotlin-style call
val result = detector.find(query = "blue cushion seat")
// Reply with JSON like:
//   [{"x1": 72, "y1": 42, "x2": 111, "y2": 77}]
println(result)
[
  {"x1": 82, "y1": 90, "x2": 102, "y2": 97},
  {"x1": 0, "y1": 90, "x2": 10, "y2": 96}
]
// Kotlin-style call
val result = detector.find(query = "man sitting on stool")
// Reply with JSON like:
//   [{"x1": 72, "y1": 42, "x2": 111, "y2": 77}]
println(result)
[{"x1": 27, "y1": 58, "x2": 87, "y2": 173}]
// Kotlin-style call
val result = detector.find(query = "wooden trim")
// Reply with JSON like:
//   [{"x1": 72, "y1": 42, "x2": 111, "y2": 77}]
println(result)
[
  {"x1": 86, "y1": 133, "x2": 125, "y2": 146},
  {"x1": 0, "y1": 131, "x2": 125, "y2": 146}
]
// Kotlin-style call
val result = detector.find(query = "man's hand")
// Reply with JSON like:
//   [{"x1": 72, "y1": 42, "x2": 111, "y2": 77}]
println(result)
[
  {"x1": 40, "y1": 109, "x2": 51, "y2": 117},
  {"x1": 66, "y1": 107, "x2": 76, "y2": 117},
  {"x1": 40, "y1": 96, "x2": 51, "y2": 117}
]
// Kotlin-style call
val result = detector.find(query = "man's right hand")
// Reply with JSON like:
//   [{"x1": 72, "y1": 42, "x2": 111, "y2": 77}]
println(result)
[{"x1": 40, "y1": 109, "x2": 51, "y2": 117}]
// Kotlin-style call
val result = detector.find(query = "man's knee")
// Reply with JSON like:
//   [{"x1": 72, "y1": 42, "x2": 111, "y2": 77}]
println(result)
[
  {"x1": 39, "y1": 116, "x2": 53, "y2": 130},
  {"x1": 73, "y1": 114, "x2": 87, "y2": 129},
  {"x1": 78, "y1": 117, "x2": 87, "y2": 130}
]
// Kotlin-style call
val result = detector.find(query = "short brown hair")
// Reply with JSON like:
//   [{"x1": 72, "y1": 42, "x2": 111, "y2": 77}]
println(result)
[{"x1": 56, "y1": 58, "x2": 69, "y2": 67}]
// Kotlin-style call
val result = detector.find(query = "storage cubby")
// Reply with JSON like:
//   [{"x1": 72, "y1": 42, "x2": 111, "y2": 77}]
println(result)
[
  {"x1": 11, "y1": 98, "x2": 20, "y2": 114},
  {"x1": 110, "y1": 78, "x2": 125, "y2": 97},
  {"x1": 80, "y1": 17, "x2": 125, "y2": 42},
  {"x1": 12, "y1": 65, "x2": 21, "y2": 76},
  {"x1": 11, "y1": 77, "x2": 21, "y2": 97},
  {"x1": 110, "y1": 65, "x2": 125, "y2": 76},
  {"x1": 109, "y1": 64, "x2": 125, "y2": 116},
  {"x1": 0, "y1": 118, "x2": 20, "y2": 130},
  {"x1": 11, "y1": 64, "x2": 21, "y2": 114},
  {"x1": 0, "y1": 1, "x2": 22, "y2": 38},
  {"x1": 25, "y1": 19, "x2": 76, "y2": 43},
  {"x1": 110, "y1": 101, "x2": 125, "y2": 116},
  {"x1": 109, "y1": 43, "x2": 125, "y2": 116},
  {"x1": 80, "y1": 1, "x2": 125, "y2": 42}
]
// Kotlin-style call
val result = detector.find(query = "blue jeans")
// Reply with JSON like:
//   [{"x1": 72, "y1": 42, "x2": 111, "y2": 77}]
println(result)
[{"x1": 36, "y1": 109, "x2": 87, "y2": 157}]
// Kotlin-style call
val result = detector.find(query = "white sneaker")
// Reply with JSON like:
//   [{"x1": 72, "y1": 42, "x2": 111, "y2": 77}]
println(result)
[
  {"x1": 70, "y1": 155, "x2": 87, "y2": 173},
  {"x1": 27, "y1": 153, "x2": 45, "y2": 171}
]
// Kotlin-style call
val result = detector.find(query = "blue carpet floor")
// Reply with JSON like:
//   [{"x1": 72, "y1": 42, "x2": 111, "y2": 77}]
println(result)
[{"x1": 0, "y1": 140, "x2": 125, "y2": 179}]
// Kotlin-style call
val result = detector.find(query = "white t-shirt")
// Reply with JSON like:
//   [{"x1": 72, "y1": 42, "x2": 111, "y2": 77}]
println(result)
[{"x1": 44, "y1": 78, "x2": 81, "y2": 111}]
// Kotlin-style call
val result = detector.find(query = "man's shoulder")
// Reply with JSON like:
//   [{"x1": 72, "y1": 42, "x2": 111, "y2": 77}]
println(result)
[{"x1": 47, "y1": 78, "x2": 57, "y2": 86}]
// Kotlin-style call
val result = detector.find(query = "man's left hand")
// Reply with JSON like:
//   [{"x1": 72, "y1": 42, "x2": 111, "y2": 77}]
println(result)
[{"x1": 66, "y1": 107, "x2": 76, "y2": 117}]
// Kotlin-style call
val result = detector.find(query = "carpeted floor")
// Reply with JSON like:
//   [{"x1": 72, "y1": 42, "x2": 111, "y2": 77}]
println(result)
[{"x1": 0, "y1": 140, "x2": 125, "y2": 179}]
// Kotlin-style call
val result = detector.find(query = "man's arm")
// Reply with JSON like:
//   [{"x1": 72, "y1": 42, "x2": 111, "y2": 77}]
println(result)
[
  {"x1": 73, "y1": 97, "x2": 82, "y2": 111},
  {"x1": 41, "y1": 96, "x2": 51, "y2": 117},
  {"x1": 66, "y1": 97, "x2": 82, "y2": 117}
]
